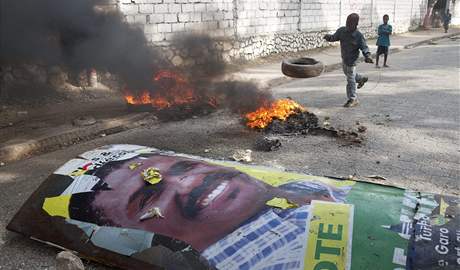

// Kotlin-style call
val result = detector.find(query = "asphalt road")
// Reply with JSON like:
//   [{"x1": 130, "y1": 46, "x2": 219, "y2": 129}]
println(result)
[{"x1": 1, "y1": 37, "x2": 459, "y2": 269}]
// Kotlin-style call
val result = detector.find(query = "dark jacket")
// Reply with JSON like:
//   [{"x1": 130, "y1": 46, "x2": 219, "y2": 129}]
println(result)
[{"x1": 325, "y1": 26, "x2": 370, "y2": 66}]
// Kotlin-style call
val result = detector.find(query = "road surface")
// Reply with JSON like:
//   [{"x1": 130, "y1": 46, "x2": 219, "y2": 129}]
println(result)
[{"x1": 0, "y1": 37, "x2": 459, "y2": 269}]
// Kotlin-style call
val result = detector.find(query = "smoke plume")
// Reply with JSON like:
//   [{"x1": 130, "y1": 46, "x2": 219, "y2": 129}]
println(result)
[
  {"x1": 1, "y1": 0, "x2": 168, "y2": 90},
  {"x1": 1, "y1": 0, "x2": 272, "y2": 114}
]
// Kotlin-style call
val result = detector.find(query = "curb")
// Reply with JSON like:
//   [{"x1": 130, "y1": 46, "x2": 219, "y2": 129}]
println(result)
[
  {"x1": 0, "y1": 112, "x2": 152, "y2": 163},
  {"x1": 403, "y1": 31, "x2": 460, "y2": 49},
  {"x1": 266, "y1": 32, "x2": 459, "y2": 87}
]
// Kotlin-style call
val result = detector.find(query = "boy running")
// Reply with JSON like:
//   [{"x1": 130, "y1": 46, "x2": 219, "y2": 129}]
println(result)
[
  {"x1": 376, "y1": 14, "x2": 392, "y2": 68},
  {"x1": 324, "y1": 13, "x2": 373, "y2": 108}
]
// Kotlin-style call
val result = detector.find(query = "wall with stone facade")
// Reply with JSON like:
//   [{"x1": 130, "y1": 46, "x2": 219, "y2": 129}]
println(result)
[{"x1": 116, "y1": 0, "x2": 431, "y2": 63}]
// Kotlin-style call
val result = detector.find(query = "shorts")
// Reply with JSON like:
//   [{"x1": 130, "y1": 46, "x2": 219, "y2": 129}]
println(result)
[{"x1": 377, "y1": 46, "x2": 389, "y2": 55}]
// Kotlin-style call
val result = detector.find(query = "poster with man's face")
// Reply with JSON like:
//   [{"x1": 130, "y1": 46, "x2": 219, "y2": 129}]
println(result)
[{"x1": 7, "y1": 145, "x2": 460, "y2": 270}]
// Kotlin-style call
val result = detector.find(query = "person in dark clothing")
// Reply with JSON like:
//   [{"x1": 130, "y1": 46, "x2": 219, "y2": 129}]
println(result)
[
  {"x1": 324, "y1": 13, "x2": 374, "y2": 107},
  {"x1": 443, "y1": 9, "x2": 452, "y2": 33}
]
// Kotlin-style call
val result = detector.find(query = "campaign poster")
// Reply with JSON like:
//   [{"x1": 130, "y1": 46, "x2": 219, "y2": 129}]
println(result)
[{"x1": 7, "y1": 145, "x2": 459, "y2": 269}]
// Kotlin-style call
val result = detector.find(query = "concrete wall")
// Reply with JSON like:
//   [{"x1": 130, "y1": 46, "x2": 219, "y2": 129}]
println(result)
[
  {"x1": 450, "y1": 0, "x2": 460, "y2": 26},
  {"x1": 115, "y1": 0, "x2": 432, "y2": 62}
]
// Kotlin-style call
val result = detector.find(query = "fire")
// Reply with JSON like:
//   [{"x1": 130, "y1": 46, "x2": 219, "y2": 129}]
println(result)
[
  {"x1": 124, "y1": 70, "x2": 215, "y2": 109},
  {"x1": 245, "y1": 99, "x2": 305, "y2": 129}
]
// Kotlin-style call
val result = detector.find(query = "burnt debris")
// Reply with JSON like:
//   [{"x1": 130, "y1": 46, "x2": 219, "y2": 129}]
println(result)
[
  {"x1": 255, "y1": 110, "x2": 365, "y2": 145},
  {"x1": 266, "y1": 109, "x2": 319, "y2": 134}
]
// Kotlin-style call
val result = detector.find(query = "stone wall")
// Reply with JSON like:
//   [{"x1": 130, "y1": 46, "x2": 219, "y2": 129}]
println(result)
[{"x1": 116, "y1": 0, "x2": 431, "y2": 62}]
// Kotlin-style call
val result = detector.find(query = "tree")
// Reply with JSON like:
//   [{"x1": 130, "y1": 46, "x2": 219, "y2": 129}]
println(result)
[{"x1": 423, "y1": 0, "x2": 440, "y2": 28}]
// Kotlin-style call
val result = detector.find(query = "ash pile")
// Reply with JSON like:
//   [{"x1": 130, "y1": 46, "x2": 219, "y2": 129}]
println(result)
[
  {"x1": 248, "y1": 104, "x2": 365, "y2": 150},
  {"x1": 265, "y1": 109, "x2": 319, "y2": 134}
]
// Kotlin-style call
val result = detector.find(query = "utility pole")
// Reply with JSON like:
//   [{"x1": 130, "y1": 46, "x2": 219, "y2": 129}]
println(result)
[
  {"x1": 445, "y1": 0, "x2": 451, "y2": 13},
  {"x1": 371, "y1": 0, "x2": 374, "y2": 27}
]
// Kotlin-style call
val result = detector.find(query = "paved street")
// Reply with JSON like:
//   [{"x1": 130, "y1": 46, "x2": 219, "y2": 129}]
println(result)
[{"x1": 1, "y1": 37, "x2": 459, "y2": 269}]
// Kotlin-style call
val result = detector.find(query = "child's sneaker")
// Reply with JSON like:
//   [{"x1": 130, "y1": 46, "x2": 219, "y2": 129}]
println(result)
[{"x1": 357, "y1": 77, "x2": 368, "y2": 89}]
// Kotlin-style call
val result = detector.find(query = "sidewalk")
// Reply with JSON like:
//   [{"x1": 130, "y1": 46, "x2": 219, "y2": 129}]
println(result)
[
  {"x1": 0, "y1": 99, "x2": 155, "y2": 163},
  {"x1": 226, "y1": 28, "x2": 460, "y2": 88}
]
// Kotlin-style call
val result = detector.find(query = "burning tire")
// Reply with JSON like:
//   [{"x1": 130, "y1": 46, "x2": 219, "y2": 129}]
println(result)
[{"x1": 281, "y1": 57, "x2": 324, "y2": 78}]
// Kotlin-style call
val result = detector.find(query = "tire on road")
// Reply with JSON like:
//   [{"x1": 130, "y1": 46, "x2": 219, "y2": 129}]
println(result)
[{"x1": 281, "y1": 57, "x2": 324, "y2": 78}]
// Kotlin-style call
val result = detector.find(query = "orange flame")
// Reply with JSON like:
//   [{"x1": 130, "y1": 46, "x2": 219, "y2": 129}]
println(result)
[
  {"x1": 245, "y1": 99, "x2": 305, "y2": 129},
  {"x1": 124, "y1": 70, "x2": 215, "y2": 110}
]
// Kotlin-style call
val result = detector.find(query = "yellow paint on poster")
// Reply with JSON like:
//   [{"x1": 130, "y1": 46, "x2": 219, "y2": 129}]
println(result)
[
  {"x1": 266, "y1": 197, "x2": 298, "y2": 209},
  {"x1": 439, "y1": 198, "x2": 449, "y2": 216},
  {"x1": 304, "y1": 201, "x2": 354, "y2": 270},
  {"x1": 70, "y1": 169, "x2": 87, "y2": 177},
  {"x1": 210, "y1": 161, "x2": 356, "y2": 188},
  {"x1": 42, "y1": 195, "x2": 71, "y2": 218}
]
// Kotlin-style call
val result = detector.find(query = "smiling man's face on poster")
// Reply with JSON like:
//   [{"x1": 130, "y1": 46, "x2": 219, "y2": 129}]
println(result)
[
  {"x1": 13, "y1": 145, "x2": 456, "y2": 270},
  {"x1": 36, "y1": 145, "x2": 353, "y2": 269}
]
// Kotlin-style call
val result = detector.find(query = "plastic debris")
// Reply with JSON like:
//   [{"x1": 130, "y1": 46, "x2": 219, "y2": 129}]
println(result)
[
  {"x1": 129, "y1": 162, "x2": 143, "y2": 170},
  {"x1": 266, "y1": 197, "x2": 298, "y2": 209},
  {"x1": 0, "y1": 162, "x2": 5, "y2": 166},
  {"x1": 56, "y1": 251, "x2": 85, "y2": 270},
  {"x1": 204, "y1": 149, "x2": 211, "y2": 153},
  {"x1": 140, "y1": 207, "x2": 164, "y2": 221},
  {"x1": 142, "y1": 167, "x2": 162, "y2": 184}
]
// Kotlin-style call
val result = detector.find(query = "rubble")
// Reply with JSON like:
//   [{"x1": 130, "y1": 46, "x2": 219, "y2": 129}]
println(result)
[
  {"x1": 72, "y1": 116, "x2": 96, "y2": 127},
  {"x1": 55, "y1": 251, "x2": 85, "y2": 270},
  {"x1": 254, "y1": 136, "x2": 282, "y2": 151},
  {"x1": 258, "y1": 109, "x2": 365, "y2": 145},
  {"x1": 232, "y1": 149, "x2": 252, "y2": 163},
  {"x1": 358, "y1": 125, "x2": 367, "y2": 133}
]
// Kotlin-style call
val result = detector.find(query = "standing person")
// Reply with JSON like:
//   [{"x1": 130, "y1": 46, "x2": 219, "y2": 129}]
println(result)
[
  {"x1": 324, "y1": 13, "x2": 374, "y2": 108},
  {"x1": 443, "y1": 9, "x2": 452, "y2": 33},
  {"x1": 376, "y1": 14, "x2": 393, "y2": 68}
]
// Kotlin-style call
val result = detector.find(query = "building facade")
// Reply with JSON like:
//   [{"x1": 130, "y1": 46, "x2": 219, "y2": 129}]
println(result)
[{"x1": 114, "y1": 0, "x2": 438, "y2": 62}]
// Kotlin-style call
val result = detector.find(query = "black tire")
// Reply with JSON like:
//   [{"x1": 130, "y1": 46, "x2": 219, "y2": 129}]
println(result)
[{"x1": 281, "y1": 57, "x2": 324, "y2": 78}]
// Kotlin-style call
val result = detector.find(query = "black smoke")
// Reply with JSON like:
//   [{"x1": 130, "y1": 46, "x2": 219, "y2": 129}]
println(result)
[
  {"x1": 0, "y1": 0, "x2": 273, "y2": 114},
  {"x1": 168, "y1": 34, "x2": 273, "y2": 114},
  {"x1": 1, "y1": 0, "x2": 168, "y2": 90}
]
